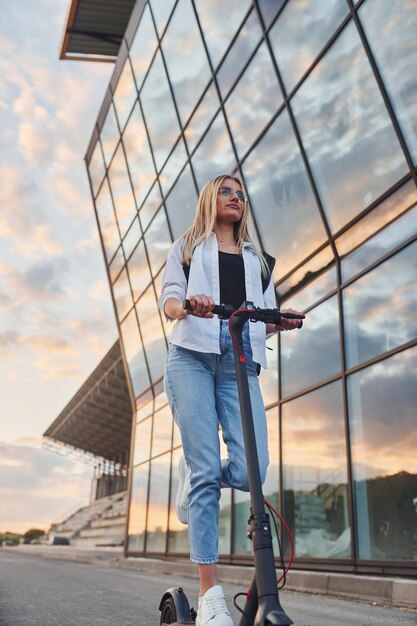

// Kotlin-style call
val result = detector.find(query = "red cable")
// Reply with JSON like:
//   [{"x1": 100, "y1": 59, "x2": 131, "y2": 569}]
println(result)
[
  {"x1": 227, "y1": 308, "x2": 255, "y2": 362},
  {"x1": 264, "y1": 497, "x2": 295, "y2": 584}
]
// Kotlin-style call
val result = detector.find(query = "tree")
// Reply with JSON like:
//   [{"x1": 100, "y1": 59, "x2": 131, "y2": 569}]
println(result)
[{"x1": 23, "y1": 528, "x2": 45, "y2": 542}]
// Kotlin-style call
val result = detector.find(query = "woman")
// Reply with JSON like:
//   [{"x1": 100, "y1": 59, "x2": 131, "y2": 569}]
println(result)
[{"x1": 159, "y1": 174, "x2": 301, "y2": 626}]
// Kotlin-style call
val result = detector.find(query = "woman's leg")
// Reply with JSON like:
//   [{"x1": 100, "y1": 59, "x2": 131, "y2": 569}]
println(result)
[
  {"x1": 198, "y1": 563, "x2": 218, "y2": 596},
  {"x1": 164, "y1": 344, "x2": 222, "y2": 566},
  {"x1": 215, "y1": 325, "x2": 269, "y2": 491}
]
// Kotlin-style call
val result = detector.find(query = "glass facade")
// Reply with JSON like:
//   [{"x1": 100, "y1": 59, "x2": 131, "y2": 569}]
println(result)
[{"x1": 87, "y1": 0, "x2": 417, "y2": 575}]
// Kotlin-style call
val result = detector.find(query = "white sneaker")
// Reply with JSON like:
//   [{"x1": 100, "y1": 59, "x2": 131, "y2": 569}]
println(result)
[
  {"x1": 176, "y1": 455, "x2": 190, "y2": 524},
  {"x1": 196, "y1": 585, "x2": 234, "y2": 626}
]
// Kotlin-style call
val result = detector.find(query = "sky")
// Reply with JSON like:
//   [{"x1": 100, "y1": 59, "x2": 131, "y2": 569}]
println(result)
[{"x1": 0, "y1": 0, "x2": 117, "y2": 533}]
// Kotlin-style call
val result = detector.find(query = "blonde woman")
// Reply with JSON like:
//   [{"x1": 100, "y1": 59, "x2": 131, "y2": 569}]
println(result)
[{"x1": 159, "y1": 174, "x2": 301, "y2": 626}]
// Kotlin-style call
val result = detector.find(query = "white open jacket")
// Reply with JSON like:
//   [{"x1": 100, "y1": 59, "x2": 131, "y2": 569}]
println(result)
[{"x1": 158, "y1": 233, "x2": 276, "y2": 370}]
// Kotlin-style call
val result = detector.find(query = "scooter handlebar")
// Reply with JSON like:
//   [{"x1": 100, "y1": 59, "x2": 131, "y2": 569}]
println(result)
[{"x1": 183, "y1": 300, "x2": 304, "y2": 328}]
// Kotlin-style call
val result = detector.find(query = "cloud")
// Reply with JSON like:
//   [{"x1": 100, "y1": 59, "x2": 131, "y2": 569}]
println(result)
[
  {"x1": 0, "y1": 329, "x2": 20, "y2": 354},
  {"x1": 8, "y1": 257, "x2": 69, "y2": 303},
  {"x1": 21, "y1": 334, "x2": 79, "y2": 356},
  {"x1": 18, "y1": 120, "x2": 54, "y2": 167},
  {"x1": 90, "y1": 280, "x2": 111, "y2": 302},
  {"x1": 67, "y1": 313, "x2": 116, "y2": 356},
  {"x1": 0, "y1": 164, "x2": 39, "y2": 235},
  {"x1": 13, "y1": 224, "x2": 63, "y2": 258},
  {"x1": 0, "y1": 440, "x2": 92, "y2": 533}
]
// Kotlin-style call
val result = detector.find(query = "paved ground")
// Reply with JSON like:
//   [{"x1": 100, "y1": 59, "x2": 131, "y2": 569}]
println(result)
[{"x1": 0, "y1": 550, "x2": 416, "y2": 626}]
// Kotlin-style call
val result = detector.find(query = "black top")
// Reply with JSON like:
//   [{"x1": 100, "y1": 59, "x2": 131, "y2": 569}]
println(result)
[{"x1": 219, "y1": 251, "x2": 245, "y2": 309}]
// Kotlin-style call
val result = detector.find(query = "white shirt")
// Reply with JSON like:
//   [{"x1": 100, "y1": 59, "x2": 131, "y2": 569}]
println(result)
[{"x1": 158, "y1": 233, "x2": 276, "y2": 370}]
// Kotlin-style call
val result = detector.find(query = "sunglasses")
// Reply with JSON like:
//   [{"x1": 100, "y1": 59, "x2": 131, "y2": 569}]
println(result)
[{"x1": 218, "y1": 186, "x2": 246, "y2": 203}]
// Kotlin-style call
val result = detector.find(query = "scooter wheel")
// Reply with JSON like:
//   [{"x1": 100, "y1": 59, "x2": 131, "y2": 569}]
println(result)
[{"x1": 160, "y1": 596, "x2": 178, "y2": 625}]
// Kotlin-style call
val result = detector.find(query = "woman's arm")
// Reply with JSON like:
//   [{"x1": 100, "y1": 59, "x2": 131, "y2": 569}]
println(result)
[
  {"x1": 158, "y1": 240, "x2": 188, "y2": 321},
  {"x1": 164, "y1": 298, "x2": 188, "y2": 320},
  {"x1": 266, "y1": 308, "x2": 303, "y2": 334},
  {"x1": 164, "y1": 294, "x2": 215, "y2": 320}
]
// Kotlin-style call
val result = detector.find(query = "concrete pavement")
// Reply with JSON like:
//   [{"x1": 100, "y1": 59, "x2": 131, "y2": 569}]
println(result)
[
  {"x1": 6, "y1": 544, "x2": 417, "y2": 611},
  {"x1": 1, "y1": 549, "x2": 417, "y2": 626}
]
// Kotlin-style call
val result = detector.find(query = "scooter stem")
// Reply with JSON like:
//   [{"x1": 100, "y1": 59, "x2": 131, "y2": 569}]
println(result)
[{"x1": 229, "y1": 313, "x2": 293, "y2": 626}]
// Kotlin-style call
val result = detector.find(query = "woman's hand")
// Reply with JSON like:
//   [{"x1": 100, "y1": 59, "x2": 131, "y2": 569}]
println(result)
[
  {"x1": 187, "y1": 294, "x2": 215, "y2": 318},
  {"x1": 267, "y1": 308, "x2": 304, "y2": 334}
]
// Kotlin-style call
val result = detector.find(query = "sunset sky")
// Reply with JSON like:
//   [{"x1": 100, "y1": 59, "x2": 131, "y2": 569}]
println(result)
[{"x1": 0, "y1": 0, "x2": 116, "y2": 533}]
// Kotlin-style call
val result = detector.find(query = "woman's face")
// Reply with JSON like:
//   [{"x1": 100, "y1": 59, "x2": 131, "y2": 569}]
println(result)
[{"x1": 215, "y1": 177, "x2": 245, "y2": 225}]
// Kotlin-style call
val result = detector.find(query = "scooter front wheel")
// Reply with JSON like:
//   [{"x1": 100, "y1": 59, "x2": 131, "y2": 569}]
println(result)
[
  {"x1": 160, "y1": 596, "x2": 177, "y2": 625},
  {"x1": 159, "y1": 587, "x2": 196, "y2": 625}
]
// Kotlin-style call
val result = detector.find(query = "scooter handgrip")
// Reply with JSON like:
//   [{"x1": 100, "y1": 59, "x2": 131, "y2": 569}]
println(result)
[{"x1": 183, "y1": 299, "x2": 227, "y2": 316}]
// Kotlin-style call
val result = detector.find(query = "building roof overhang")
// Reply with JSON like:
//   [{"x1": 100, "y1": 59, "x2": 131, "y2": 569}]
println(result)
[
  {"x1": 59, "y1": 0, "x2": 137, "y2": 62},
  {"x1": 43, "y1": 341, "x2": 133, "y2": 465}
]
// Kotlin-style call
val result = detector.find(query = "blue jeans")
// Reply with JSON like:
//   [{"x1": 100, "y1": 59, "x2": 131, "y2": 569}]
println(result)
[{"x1": 164, "y1": 320, "x2": 269, "y2": 564}]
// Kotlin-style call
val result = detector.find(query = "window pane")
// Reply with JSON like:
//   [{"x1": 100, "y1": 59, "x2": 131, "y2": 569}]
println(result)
[
  {"x1": 154, "y1": 391, "x2": 168, "y2": 412},
  {"x1": 217, "y1": 489, "x2": 231, "y2": 556},
  {"x1": 141, "y1": 51, "x2": 181, "y2": 171},
  {"x1": 120, "y1": 308, "x2": 150, "y2": 397},
  {"x1": 140, "y1": 182, "x2": 163, "y2": 231},
  {"x1": 136, "y1": 397, "x2": 153, "y2": 422},
  {"x1": 113, "y1": 59, "x2": 137, "y2": 131},
  {"x1": 112, "y1": 267, "x2": 132, "y2": 321},
  {"x1": 95, "y1": 178, "x2": 120, "y2": 261},
  {"x1": 133, "y1": 416, "x2": 152, "y2": 466},
  {"x1": 136, "y1": 284, "x2": 167, "y2": 384},
  {"x1": 195, "y1": 0, "x2": 251, "y2": 69},
  {"x1": 282, "y1": 382, "x2": 350, "y2": 559},
  {"x1": 184, "y1": 83, "x2": 220, "y2": 154},
  {"x1": 159, "y1": 139, "x2": 188, "y2": 197},
  {"x1": 269, "y1": 0, "x2": 348, "y2": 93},
  {"x1": 292, "y1": 23, "x2": 409, "y2": 233},
  {"x1": 128, "y1": 463, "x2": 149, "y2": 552},
  {"x1": 360, "y1": 0, "x2": 417, "y2": 162},
  {"x1": 144, "y1": 208, "x2": 172, "y2": 277},
  {"x1": 348, "y1": 347, "x2": 417, "y2": 560},
  {"x1": 88, "y1": 141, "x2": 105, "y2": 197},
  {"x1": 129, "y1": 5, "x2": 158, "y2": 91},
  {"x1": 100, "y1": 103, "x2": 120, "y2": 167},
  {"x1": 107, "y1": 143, "x2": 137, "y2": 238},
  {"x1": 162, "y1": 0, "x2": 211, "y2": 125},
  {"x1": 165, "y1": 165, "x2": 197, "y2": 240},
  {"x1": 109, "y1": 246, "x2": 124, "y2": 283},
  {"x1": 277, "y1": 246, "x2": 335, "y2": 303},
  {"x1": 279, "y1": 263, "x2": 337, "y2": 312},
  {"x1": 123, "y1": 216, "x2": 142, "y2": 261},
  {"x1": 243, "y1": 110, "x2": 327, "y2": 278},
  {"x1": 335, "y1": 179, "x2": 417, "y2": 259},
  {"x1": 123, "y1": 104, "x2": 156, "y2": 208},
  {"x1": 168, "y1": 447, "x2": 189, "y2": 553},
  {"x1": 149, "y1": 0, "x2": 176, "y2": 37},
  {"x1": 153, "y1": 268, "x2": 172, "y2": 339},
  {"x1": 225, "y1": 41, "x2": 283, "y2": 159},
  {"x1": 151, "y1": 405, "x2": 173, "y2": 458},
  {"x1": 258, "y1": 0, "x2": 286, "y2": 28},
  {"x1": 127, "y1": 239, "x2": 150, "y2": 301},
  {"x1": 146, "y1": 452, "x2": 171, "y2": 552},
  {"x1": 192, "y1": 112, "x2": 236, "y2": 189},
  {"x1": 343, "y1": 241, "x2": 417, "y2": 368},
  {"x1": 217, "y1": 9, "x2": 263, "y2": 98},
  {"x1": 281, "y1": 295, "x2": 341, "y2": 397},
  {"x1": 342, "y1": 203, "x2": 417, "y2": 282}
]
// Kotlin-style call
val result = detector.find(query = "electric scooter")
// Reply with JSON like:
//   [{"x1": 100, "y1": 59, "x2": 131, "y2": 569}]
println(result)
[{"x1": 159, "y1": 301, "x2": 304, "y2": 626}]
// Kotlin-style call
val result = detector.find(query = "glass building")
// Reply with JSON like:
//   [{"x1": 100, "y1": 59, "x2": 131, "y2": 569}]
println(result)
[{"x1": 84, "y1": 0, "x2": 417, "y2": 576}]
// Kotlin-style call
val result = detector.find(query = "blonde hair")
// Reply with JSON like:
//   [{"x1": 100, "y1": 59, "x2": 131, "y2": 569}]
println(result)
[{"x1": 182, "y1": 174, "x2": 269, "y2": 277}]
